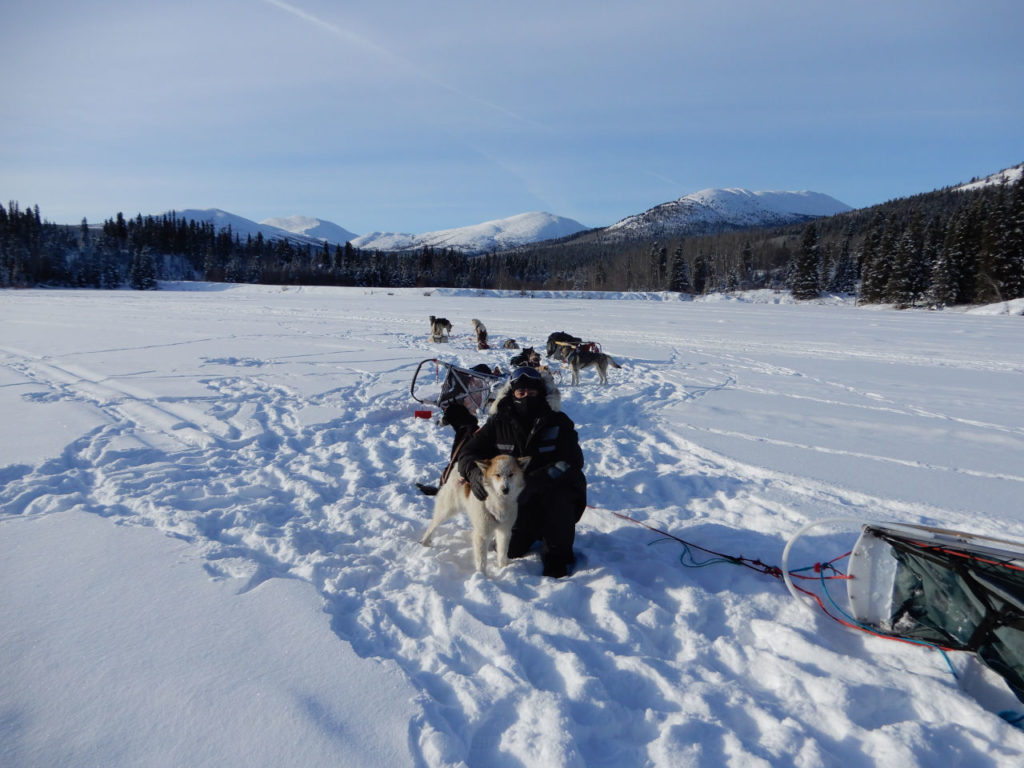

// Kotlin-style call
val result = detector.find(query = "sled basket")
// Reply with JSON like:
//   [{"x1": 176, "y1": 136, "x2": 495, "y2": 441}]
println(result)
[
  {"x1": 847, "y1": 522, "x2": 1024, "y2": 700},
  {"x1": 410, "y1": 359, "x2": 508, "y2": 420}
]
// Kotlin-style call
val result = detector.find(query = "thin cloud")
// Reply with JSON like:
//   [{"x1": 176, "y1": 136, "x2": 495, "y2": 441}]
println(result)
[{"x1": 262, "y1": 0, "x2": 544, "y2": 129}]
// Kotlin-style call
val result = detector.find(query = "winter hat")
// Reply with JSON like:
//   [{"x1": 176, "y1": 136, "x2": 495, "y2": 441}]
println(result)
[{"x1": 509, "y1": 366, "x2": 546, "y2": 393}]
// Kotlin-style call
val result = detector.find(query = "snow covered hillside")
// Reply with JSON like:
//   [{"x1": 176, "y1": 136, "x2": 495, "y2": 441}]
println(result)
[
  {"x1": 955, "y1": 163, "x2": 1024, "y2": 193},
  {"x1": 162, "y1": 208, "x2": 332, "y2": 248},
  {"x1": 2, "y1": 285, "x2": 1023, "y2": 767},
  {"x1": 260, "y1": 214, "x2": 358, "y2": 245},
  {"x1": 350, "y1": 211, "x2": 588, "y2": 254},
  {"x1": 606, "y1": 188, "x2": 852, "y2": 238},
  {"x1": 155, "y1": 209, "x2": 586, "y2": 254}
]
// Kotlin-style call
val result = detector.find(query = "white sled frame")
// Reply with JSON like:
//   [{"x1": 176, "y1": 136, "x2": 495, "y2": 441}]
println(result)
[{"x1": 410, "y1": 358, "x2": 508, "y2": 420}]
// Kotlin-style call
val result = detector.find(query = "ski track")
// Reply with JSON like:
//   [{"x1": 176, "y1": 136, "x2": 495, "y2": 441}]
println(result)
[{"x1": 2, "y1": 321, "x2": 1022, "y2": 767}]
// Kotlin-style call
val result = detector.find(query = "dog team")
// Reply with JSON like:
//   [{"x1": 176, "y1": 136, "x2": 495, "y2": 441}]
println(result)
[{"x1": 428, "y1": 315, "x2": 621, "y2": 386}]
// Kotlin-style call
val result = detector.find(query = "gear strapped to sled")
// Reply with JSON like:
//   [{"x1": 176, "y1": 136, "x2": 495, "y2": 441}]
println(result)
[
  {"x1": 410, "y1": 358, "x2": 508, "y2": 420},
  {"x1": 553, "y1": 339, "x2": 601, "y2": 362},
  {"x1": 845, "y1": 522, "x2": 1024, "y2": 700},
  {"x1": 619, "y1": 512, "x2": 1024, "y2": 708}
]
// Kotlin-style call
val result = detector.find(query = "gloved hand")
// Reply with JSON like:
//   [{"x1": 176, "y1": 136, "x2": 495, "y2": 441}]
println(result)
[
  {"x1": 546, "y1": 461, "x2": 570, "y2": 480},
  {"x1": 467, "y1": 465, "x2": 488, "y2": 501},
  {"x1": 523, "y1": 460, "x2": 570, "y2": 502}
]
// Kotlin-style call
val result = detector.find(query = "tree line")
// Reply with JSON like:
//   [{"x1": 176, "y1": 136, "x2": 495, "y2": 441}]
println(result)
[{"x1": 2, "y1": 172, "x2": 1021, "y2": 306}]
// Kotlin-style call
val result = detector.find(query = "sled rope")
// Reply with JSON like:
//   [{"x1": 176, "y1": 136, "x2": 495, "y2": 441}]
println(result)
[
  {"x1": 613, "y1": 511, "x2": 960, "y2": 654},
  {"x1": 612, "y1": 512, "x2": 847, "y2": 582},
  {"x1": 614, "y1": 511, "x2": 1024, "y2": 722},
  {"x1": 999, "y1": 710, "x2": 1024, "y2": 729}
]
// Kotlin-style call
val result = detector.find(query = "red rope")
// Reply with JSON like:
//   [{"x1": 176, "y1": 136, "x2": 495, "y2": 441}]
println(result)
[{"x1": 611, "y1": 511, "x2": 959, "y2": 650}]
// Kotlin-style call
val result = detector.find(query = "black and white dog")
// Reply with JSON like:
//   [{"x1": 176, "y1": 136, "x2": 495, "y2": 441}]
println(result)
[{"x1": 429, "y1": 315, "x2": 453, "y2": 343}]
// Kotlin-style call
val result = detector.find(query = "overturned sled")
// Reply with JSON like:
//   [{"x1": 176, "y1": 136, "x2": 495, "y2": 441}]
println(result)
[
  {"x1": 848, "y1": 522, "x2": 1024, "y2": 700},
  {"x1": 785, "y1": 520, "x2": 1024, "y2": 702},
  {"x1": 409, "y1": 358, "x2": 508, "y2": 420}
]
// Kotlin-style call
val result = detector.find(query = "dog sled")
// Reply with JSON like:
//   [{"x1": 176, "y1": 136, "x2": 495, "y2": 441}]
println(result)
[
  {"x1": 546, "y1": 331, "x2": 602, "y2": 363},
  {"x1": 409, "y1": 358, "x2": 508, "y2": 420},
  {"x1": 784, "y1": 520, "x2": 1024, "y2": 702}
]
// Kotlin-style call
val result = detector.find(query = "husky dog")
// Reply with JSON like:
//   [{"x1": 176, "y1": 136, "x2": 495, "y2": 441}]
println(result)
[
  {"x1": 502, "y1": 338, "x2": 520, "y2": 350},
  {"x1": 471, "y1": 318, "x2": 489, "y2": 349},
  {"x1": 510, "y1": 346, "x2": 541, "y2": 368},
  {"x1": 546, "y1": 331, "x2": 582, "y2": 362},
  {"x1": 420, "y1": 454, "x2": 531, "y2": 576},
  {"x1": 429, "y1": 315, "x2": 452, "y2": 343},
  {"x1": 569, "y1": 349, "x2": 621, "y2": 385}
]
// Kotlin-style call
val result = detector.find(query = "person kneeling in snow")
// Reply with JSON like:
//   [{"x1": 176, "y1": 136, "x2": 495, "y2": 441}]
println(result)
[{"x1": 457, "y1": 366, "x2": 587, "y2": 578}]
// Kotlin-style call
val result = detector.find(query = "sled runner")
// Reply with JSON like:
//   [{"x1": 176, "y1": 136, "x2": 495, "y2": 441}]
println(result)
[
  {"x1": 409, "y1": 358, "x2": 507, "y2": 420},
  {"x1": 845, "y1": 522, "x2": 1024, "y2": 700}
]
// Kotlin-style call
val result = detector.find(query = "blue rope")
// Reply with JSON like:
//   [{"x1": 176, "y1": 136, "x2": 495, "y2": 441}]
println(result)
[
  {"x1": 999, "y1": 710, "x2": 1024, "y2": 729},
  {"x1": 648, "y1": 537, "x2": 740, "y2": 568},
  {"x1": 815, "y1": 563, "x2": 960, "y2": 681},
  {"x1": 643, "y1": 521, "x2": 1024, "y2": 728}
]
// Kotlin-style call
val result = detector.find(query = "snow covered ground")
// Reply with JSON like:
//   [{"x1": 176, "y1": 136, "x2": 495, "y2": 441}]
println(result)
[{"x1": 2, "y1": 284, "x2": 1023, "y2": 767}]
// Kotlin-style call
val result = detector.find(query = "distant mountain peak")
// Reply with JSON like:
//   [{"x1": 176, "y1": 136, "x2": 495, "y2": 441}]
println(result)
[
  {"x1": 350, "y1": 211, "x2": 588, "y2": 254},
  {"x1": 260, "y1": 215, "x2": 358, "y2": 245},
  {"x1": 155, "y1": 208, "x2": 356, "y2": 249},
  {"x1": 605, "y1": 188, "x2": 852, "y2": 238}
]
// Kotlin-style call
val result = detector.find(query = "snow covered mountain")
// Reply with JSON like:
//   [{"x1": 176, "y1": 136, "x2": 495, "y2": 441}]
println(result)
[
  {"x1": 259, "y1": 215, "x2": 358, "y2": 245},
  {"x1": 162, "y1": 209, "x2": 332, "y2": 249},
  {"x1": 162, "y1": 188, "x2": 854, "y2": 256},
  {"x1": 159, "y1": 209, "x2": 584, "y2": 254},
  {"x1": 604, "y1": 188, "x2": 852, "y2": 239},
  {"x1": 350, "y1": 211, "x2": 588, "y2": 254}
]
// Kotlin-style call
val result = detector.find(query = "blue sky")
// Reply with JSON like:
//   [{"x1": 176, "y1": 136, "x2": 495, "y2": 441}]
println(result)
[{"x1": 2, "y1": 0, "x2": 1022, "y2": 235}]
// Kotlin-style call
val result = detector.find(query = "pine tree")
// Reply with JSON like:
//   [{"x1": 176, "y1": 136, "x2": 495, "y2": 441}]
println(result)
[
  {"x1": 990, "y1": 181, "x2": 1024, "y2": 300},
  {"x1": 858, "y1": 213, "x2": 889, "y2": 303},
  {"x1": 791, "y1": 222, "x2": 821, "y2": 299},
  {"x1": 942, "y1": 211, "x2": 972, "y2": 304},
  {"x1": 926, "y1": 244, "x2": 955, "y2": 308},
  {"x1": 669, "y1": 247, "x2": 691, "y2": 293},
  {"x1": 885, "y1": 215, "x2": 925, "y2": 308},
  {"x1": 129, "y1": 247, "x2": 158, "y2": 290},
  {"x1": 827, "y1": 230, "x2": 857, "y2": 293},
  {"x1": 691, "y1": 252, "x2": 709, "y2": 294},
  {"x1": 1006, "y1": 178, "x2": 1024, "y2": 299}
]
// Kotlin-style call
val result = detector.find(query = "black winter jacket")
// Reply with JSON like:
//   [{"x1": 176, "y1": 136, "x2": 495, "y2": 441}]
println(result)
[{"x1": 457, "y1": 383, "x2": 586, "y2": 503}]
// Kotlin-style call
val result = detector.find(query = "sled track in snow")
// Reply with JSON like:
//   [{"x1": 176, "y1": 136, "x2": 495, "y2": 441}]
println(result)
[{"x1": 5, "y1": 318, "x2": 1023, "y2": 765}]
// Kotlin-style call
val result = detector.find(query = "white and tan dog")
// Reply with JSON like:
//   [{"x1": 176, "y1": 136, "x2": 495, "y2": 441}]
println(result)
[
  {"x1": 420, "y1": 454, "x2": 531, "y2": 576},
  {"x1": 471, "y1": 318, "x2": 489, "y2": 349}
]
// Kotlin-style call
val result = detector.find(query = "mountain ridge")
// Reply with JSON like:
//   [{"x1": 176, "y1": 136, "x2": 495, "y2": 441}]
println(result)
[
  {"x1": 603, "y1": 188, "x2": 852, "y2": 240},
  {"x1": 349, "y1": 211, "x2": 588, "y2": 254},
  {"x1": 155, "y1": 164, "x2": 1021, "y2": 254},
  {"x1": 260, "y1": 215, "x2": 358, "y2": 245},
  {"x1": 157, "y1": 188, "x2": 850, "y2": 255}
]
